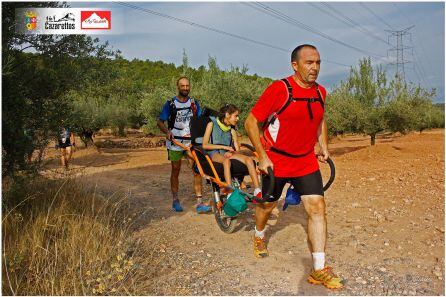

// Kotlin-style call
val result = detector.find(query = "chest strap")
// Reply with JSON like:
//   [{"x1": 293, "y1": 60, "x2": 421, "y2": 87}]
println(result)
[
  {"x1": 270, "y1": 146, "x2": 314, "y2": 158},
  {"x1": 280, "y1": 78, "x2": 324, "y2": 120}
]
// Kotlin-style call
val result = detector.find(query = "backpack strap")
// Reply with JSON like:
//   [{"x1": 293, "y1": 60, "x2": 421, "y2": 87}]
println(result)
[
  {"x1": 190, "y1": 97, "x2": 197, "y2": 116},
  {"x1": 264, "y1": 79, "x2": 294, "y2": 128},
  {"x1": 316, "y1": 85, "x2": 324, "y2": 110},
  {"x1": 283, "y1": 82, "x2": 324, "y2": 120},
  {"x1": 274, "y1": 79, "x2": 324, "y2": 121},
  {"x1": 167, "y1": 98, "x2": 176, "y2": 130},
  {"x1": 276, "y1": 78, "x2": 294, "y2": 117}
]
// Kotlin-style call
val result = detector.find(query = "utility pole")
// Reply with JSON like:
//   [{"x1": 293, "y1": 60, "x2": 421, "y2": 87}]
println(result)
[{"x1": 386, "y1": 26, "x2": 414, "y2": 82}]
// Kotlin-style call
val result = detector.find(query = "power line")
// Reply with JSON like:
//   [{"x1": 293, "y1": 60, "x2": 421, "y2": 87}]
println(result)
[
  {"x1": 412, "y1": 51, "x2": 430, "y2": 87},
  {"x1": 244, "y1": 2, "x2": 386, "y2": 59},
  {"x1": 115, "y1": 2, "x2": 350, "y2": 68},
  {"x1": 359, "y1": 3, "x2": 395, "y2": 30},
  {"x1": 413, "y1": 63, "x2": 428, "y2": 87},
  {"x1": 317, "y1": 2, "x2": 389, "y2": 45},
  {"x1": 115, "y1": 2, "x2": 286, "y2": 53}
]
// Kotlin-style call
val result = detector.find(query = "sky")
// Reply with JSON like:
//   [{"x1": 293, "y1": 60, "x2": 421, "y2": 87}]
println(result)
[{"x1": 71, "y1": 1, "x2": 445, "y2": 103}]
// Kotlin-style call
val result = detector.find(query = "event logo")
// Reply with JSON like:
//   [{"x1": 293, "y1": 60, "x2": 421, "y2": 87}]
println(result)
[
  {"x1": 81, "y1": 11, "x2": 111, "y2": 29},
  {"x1": 45, "y1": 12, "x2": 76, "y2": 30},
  {"x1": 16, "y1": 8, "x2": 116, "y2": 35},
  {"x1": 25, "y1": 11, "x2": 37, "y2": 30}
]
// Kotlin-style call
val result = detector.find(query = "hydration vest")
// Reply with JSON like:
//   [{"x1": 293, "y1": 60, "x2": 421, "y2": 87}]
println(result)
[
  {"x1": 261, "y1": 78, "x2": 324, "y2": 158},
  {"x1": 168, "y1": 97, "x2": 197, "y2": 130},
  {"x1": 59, "y1": 128, "x2": 71, "y2": 144},
  {"x1": 167, "y1": 97, "x2": 197, "y2": 141}
]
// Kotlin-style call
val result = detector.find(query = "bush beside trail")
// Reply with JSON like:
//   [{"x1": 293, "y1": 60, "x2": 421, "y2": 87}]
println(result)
[{"x1": 2, "y1": 177, "x2": 151, "y2": 295}]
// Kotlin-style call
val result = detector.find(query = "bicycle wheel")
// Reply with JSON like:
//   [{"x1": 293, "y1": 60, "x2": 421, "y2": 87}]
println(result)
[{"x1": 212, "y1": 193, "x2": 238, "y2": 234}]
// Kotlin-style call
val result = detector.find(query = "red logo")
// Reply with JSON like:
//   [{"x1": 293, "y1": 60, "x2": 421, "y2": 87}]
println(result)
[{"x1": 81, "y1": 11, "x2": 111, "y2": 30}]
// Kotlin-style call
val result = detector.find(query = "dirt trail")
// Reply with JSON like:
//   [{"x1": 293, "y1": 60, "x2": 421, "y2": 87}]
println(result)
[{"x1": 42, "y1": 130, "x2": 445, "y2": 295}]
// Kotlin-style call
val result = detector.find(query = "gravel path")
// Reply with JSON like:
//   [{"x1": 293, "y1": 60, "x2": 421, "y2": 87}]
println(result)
[{"x1": 47, "y1": 130, "x2": 444, "y2": 295}]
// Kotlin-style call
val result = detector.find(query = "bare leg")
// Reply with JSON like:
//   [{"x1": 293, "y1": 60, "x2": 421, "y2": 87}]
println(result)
[
  {"x1": 301, "y1": 195, "x2": 326, "y2": 253},
  {"x1": 255, "y1": 201, "x2": 277, "y2": 231},
  {"x1": 229, "y1": 153, "x2": 260, "y2": 188},
  {"x1": 222, "y1": 158, "x2": 232, "y2": 185},
  {"x1": 193, "y1": 173, "x2": 202, "y2": 196},
  {"x1": 171, "y1": 160, "x2": 181, "y2": 200},
  {"x1": 211, "y1": 154, "x2": 232, "y2": 185},
  {"x1": 60, "y1": 148, "x2": 67, "y2": 167},
  {"x1": 66, "y1": 146, "x2": 72, "y2": 165},
  {"x1": 186, "y1": 154, "x2": 203, "y2": 197}
]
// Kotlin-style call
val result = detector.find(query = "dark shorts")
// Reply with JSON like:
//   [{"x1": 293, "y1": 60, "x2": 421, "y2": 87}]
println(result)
[
  {"x1": 58, "y1": 140, "x2": 72, "y2": 149},
  {"x1": 261, "y1": 170, "x2": 324, "y2": 202}
]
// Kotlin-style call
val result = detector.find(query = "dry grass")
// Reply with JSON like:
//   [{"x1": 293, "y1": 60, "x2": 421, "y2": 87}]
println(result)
[{"x1": 2, "y1": 176, "x2": 148, "y2": 295}]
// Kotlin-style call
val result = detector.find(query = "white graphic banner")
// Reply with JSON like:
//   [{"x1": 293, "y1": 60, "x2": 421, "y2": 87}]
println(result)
[{"x1": 15, "y1": 8, "x2": 123, "y2": 35}]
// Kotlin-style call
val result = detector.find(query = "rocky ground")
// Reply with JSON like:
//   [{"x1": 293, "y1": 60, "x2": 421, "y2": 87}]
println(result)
[{"x1": 43, "y1": 129, "x2": 445, "y2": 295}]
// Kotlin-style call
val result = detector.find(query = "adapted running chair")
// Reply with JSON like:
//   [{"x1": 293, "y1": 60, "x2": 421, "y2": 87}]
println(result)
[
  {"x1": 189, "y1": 107, "x2": 253, "y2": 188},
  {"x1": 188, "y1": 108, "x2": 273, "y2": 233}
]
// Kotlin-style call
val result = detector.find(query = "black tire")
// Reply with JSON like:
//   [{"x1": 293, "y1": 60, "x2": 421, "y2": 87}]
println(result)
[
  {"x1": 212, "y1": 195, "x2": 238, "y2": 234},
  {"x1": 323, "y1": 157, "x2": 336, "y2": 191}
]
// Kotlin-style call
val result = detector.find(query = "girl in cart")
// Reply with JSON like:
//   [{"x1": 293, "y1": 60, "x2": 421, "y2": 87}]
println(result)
[{"x1": 202, "y1": 104, "x2": 262, "y2": 199}]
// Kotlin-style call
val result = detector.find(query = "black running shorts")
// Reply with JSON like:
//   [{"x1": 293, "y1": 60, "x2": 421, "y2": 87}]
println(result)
[
  {"x1": 261, "y1": 170, "x2": 324, "y2": 202},
  {"x1": 58, "y1": 139, "x2": 72, "y2": 149}
]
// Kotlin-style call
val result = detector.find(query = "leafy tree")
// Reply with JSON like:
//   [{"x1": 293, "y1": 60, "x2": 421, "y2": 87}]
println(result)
[
  {"x1": 325, "y1": 82, "x2": 362, "y2": 136},
  {"x1": 194, "y1": 56, "x2": 272, "y2": 132},
  {"x1": 347, "y1": 58, "x2": 388, "y2": 145},
  {"x1": 328, "y1": 57, "x2": 442, "y2": 143},
  {"x1": 2, "y1": 2, "x2": 116, "y2": 175},
  {"x1": 140, "y1": 87, "x2": 174, "y2": 135},
  {"x1": 68, "y1": 92, "x2": 108, "y2": 146},
  {"x1": 408, "y1": 86, "x2": 441, "y2": 133},
  {"x1": 102, "y1": 97, "x2": 133, "y2": 137}
]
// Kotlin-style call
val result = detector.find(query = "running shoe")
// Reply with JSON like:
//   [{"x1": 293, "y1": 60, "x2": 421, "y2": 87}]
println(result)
[
  {"x1": 253, "y1": 236, "x2": 269, "y2": 258},
  {"x1": 308, "y1": 266, "x2": 344, "y2": 289},
  {"x1": 196, "y1": 203, "x2": 211, "y2": 214},
  {"x1": 172, "y1": 199, "x2": 183, "y2": 212}
]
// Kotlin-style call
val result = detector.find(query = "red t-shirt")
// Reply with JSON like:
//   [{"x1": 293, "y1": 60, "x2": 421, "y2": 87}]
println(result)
[{"x1": 251, "y1": 76, "x2": 326, "y2": 177}]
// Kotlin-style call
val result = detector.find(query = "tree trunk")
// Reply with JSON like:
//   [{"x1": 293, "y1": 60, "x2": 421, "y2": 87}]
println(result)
[
  {"x1": 370, "y1": 134, "x2": 376, "y2": 146},
  {"x1": 118, "y1": 126, "x2": 126, "y2": 137}
]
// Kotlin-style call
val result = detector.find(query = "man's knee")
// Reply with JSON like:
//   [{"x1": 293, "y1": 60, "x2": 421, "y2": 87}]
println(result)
[
  {"x1": 171, "y1": 161, "x2": 181, "y2": 174},
  {"x1": 302, "y1": 195, "x2": 325, "y2": 217}
]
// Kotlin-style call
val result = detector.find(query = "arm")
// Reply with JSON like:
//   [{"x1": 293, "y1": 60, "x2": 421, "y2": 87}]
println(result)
[
  {"x1": 244, "y1": 112, "x2": 273, "y2": 171},
  {"x1": 157, "y1": 120, "x2": 172, "y2": 140},
  {"x1": 70, "y1": 132, "x2": 76, "y2": 147},
  {"x1": 316, "y1": 118, "x2": 329, "y2": 162},
  {"x1": 158, "y1": 101, "x2": 173, "y2": 140},
  {"x1": 232, "y1": 129, "x2": 240, "y2": 151},
  {"x1": 202, "y1": 122, "x2": 234, "y2": 151}
]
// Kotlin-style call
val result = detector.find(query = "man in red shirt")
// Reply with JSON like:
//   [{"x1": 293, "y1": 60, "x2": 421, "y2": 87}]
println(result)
[{"x1": 245, "y1": 44, "x2": 343, "y2": 289}]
